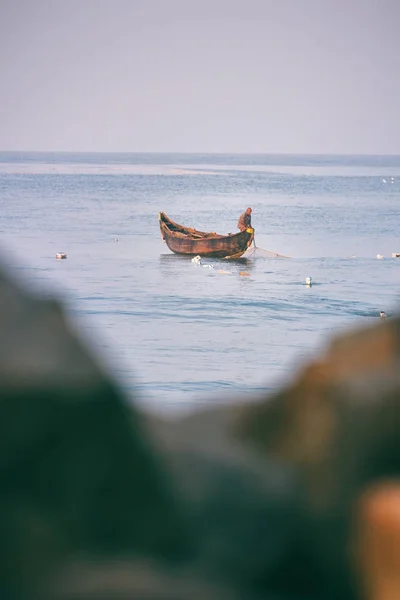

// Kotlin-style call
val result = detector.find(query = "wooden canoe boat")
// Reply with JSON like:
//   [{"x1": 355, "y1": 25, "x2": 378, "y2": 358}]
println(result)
[{"x1": 158, "y1": 212, "x2": 255, "y2": 259}]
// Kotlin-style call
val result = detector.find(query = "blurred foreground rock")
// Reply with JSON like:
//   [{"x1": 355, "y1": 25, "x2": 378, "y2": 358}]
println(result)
[
  {"x1": 0, "y1": 257, "x2": 399, "y2": 600},
  {"x1": 235, "y1": 315, "x2": 400, "y2": 598},
  {"x1": 0, "y1": 262, "x2": 193, "y2": 598}
]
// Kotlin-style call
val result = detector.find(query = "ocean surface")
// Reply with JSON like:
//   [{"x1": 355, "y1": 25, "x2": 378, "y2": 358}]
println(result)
[{"x1": 1, "y1": 152, "x2": 399, "y2": 416}]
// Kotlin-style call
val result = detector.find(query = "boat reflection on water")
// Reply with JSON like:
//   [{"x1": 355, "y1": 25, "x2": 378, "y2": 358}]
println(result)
[{"x1": 158, "y1": 252, "x2": 255, "y2": 277}]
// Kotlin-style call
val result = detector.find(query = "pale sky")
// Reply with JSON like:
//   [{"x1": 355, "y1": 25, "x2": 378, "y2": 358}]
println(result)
[{"x1": 1, "y1": 0, "x2": 399, "y2": 154}]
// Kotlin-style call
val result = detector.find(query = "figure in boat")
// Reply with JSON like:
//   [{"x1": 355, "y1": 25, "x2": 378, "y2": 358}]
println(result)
[{"x1": 237, "y1": 207, "x2": 252, "y2": 232}]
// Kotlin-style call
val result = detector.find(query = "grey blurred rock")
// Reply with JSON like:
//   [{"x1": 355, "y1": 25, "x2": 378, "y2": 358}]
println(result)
[{"x1": 149, "y1": 408, "x2": 303, "y2": 599}]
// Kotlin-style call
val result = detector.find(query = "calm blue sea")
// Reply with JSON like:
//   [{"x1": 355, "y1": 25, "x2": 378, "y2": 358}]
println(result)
[{"x1": 0, "y1": 152, "x2": 399, "y2": 415}]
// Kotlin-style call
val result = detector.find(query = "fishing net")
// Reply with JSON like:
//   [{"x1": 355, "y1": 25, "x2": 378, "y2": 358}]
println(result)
[{"x1": 243, "y1": 241, "x2": 292, "y2": 259}]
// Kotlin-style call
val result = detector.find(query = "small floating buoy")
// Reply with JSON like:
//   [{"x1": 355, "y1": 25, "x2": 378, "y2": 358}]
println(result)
[
  {"x1": 56, "y1": 252, "x2": 67, "y2": 260},
  {"x1": 114, "y1": 238, "x2": 119, "y2": 242},
  {"x1": 392, "y1": 252, "x2": 400, "y2": 258},
  {"x1": 239, "y1": 271, "x2": 250, "y2": 277},
  {"x1": 191, "y1": 255, "x2": 201, "y2": 264},
  {"x1": 380, "y1": 311, "x2": 388, "y2": 319},
  {"x1": 376, "y1": 254, "x2": 384, "y2": 259},
  {"x1": 391, "y1": 177, "x2": 395, "y2": 182},
  {"x1": 382, "y1": 178, "x2": 387, "y2": 183},
  {"x1": 305, "y1": 276, "x2": 312, "y2": 286}
]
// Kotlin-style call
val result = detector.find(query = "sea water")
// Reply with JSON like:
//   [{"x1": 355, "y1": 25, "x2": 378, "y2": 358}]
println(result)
[{"x1": 0, "y1": 152, "x2": 399, "y2": 415}]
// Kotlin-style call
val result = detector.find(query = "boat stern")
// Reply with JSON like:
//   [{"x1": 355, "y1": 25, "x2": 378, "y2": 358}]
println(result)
[{"x1": 224, "y1": 228, "x2": 255, "y2": 259}]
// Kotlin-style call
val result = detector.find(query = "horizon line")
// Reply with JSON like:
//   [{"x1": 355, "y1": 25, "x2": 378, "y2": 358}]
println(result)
[{"x1": 1, "y1": 150, "x2": 400, "y2": 157}]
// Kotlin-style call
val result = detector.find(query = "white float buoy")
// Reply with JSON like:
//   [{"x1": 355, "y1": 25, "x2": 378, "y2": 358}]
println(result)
[
  {"x1": 56, "y1": 252, "x2": 67, "y2": 260},
  {"x1": 305, "y1": 276, "x2": 312, "y2": 286},
  {"x1": 382, "y1": 178, "x2": 387, "y2": 183},
  {"x1": 376, "y1": 254, "x2": 384, "y2": 260},
  {"x1": 191, "y1": 255, "x2": 201, "y2": 264}
]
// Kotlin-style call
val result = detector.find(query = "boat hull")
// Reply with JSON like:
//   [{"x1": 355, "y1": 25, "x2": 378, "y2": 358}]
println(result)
[{"x1": 158, "y1": 212, "x2": 254, "y2": 259}]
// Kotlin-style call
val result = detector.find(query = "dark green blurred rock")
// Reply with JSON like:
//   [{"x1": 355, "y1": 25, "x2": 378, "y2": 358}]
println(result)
[{"x1": 0, "y1": 264, "x2": 193, "y2": 597}]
